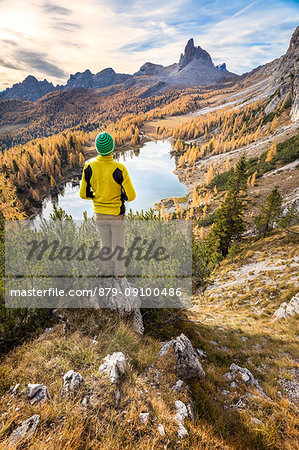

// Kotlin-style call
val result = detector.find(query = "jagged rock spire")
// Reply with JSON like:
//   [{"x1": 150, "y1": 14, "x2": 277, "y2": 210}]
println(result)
[{"x1": 179, "y1": 38, "x2": 212, "y2": 70}]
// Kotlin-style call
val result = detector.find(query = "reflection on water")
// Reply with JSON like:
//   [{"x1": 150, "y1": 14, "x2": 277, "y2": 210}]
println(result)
[{"x1": 40, "y1": 140, "x2": 187, "y2": 219}]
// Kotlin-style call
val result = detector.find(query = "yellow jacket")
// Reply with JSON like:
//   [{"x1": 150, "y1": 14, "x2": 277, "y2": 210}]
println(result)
[{"x1": 79, "y1": 154, "x2": 136, "y2": 215}]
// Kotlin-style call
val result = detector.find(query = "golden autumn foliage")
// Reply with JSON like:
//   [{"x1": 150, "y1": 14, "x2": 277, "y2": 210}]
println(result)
[
  {"x1": 251, "y1": 170, "x2": 258, "y2": 187},
  {"x1": 0, "y1": 130, "x2": 88, "y2": 215},
  {"x1": 168, "y1": 100, "x2": 283, "y2": 168},
  {"x1": 265, "y1": 142, "x2": 277, "y2": 162},
  {"x1": 0, "y1": 175, "x2": 26, "y2": 219},
  {"x1": 205, "y1": 164, "x2": 214, "y2": 185}
]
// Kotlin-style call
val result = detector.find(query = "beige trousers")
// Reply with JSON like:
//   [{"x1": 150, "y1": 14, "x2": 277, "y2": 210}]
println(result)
[{"x1": 95, "y1": 213, "x2": 126, "y2": 277}]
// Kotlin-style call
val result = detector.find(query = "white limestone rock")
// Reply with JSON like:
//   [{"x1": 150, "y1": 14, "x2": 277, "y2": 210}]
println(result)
[
  {"x1": 26, "y1": 384, "x2": 47, "y2": 404},
  {"x1": 174, "y1": 400, "x2": 188, "y2": 423},
  {"x1": 8, "y1": 414, "x2": 40, "y2": 446},
  {"x1": 230, "y1": 364, "x2": 269, "y2": 398},
  {"x1": 272, "y1": 293, "x2": 299, "y2": 321},
  {"x1": 62, "y1": 370, "x2": 83, "y2": 396},
  {"x1": 177, "y1": 422, "x2": 188, "y2": 438},
  {"x1": 139, "y1": 412, "x2": 150, "y2": 425},
  {"x1": 158, "y1": 423, "x2": 166, "y2": 437},
  {"x1": 99, "y1": 352, "x2": 127, "y2": 383}
]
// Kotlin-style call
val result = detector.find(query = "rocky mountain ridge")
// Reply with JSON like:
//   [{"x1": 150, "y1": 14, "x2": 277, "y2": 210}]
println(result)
[
  {"x1": 238, "y1": 26, "x2": 299, "y2": 122},
  {"x1": 0, "y1": 38, "x2": 236, "y2": 101},
  {"x1": 0, "y1": 75, "x2": 57, "y2": 102},
  {"x1": 1, "y1": 27, "x2": 298, "y2": 104}
]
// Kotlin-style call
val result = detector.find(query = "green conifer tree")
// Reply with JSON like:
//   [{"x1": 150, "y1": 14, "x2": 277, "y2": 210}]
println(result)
[
  {"x1": 209, "y1": 154, "x2": 248, "y2": 256},
  {"x1": 254, "y1": 186, "x2": 283, "y2": 237}
]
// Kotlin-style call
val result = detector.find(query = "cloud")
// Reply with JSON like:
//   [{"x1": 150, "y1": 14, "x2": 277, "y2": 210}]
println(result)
[
  {"x1": 54, "y1": 21, "x2": 81, "y2": 32},
  {"x1": 192, "y1": 0, "x2": 299, "y2": 73},
  {"x1": 0, "y1": 0, "x2": 298, "y2": 89},
  {"x1": 14, "y1": 49, "x2": 67, "y2": 78},
  {"x1": 41, "y1": 2, "x2": 72, "y2": 15},
  {"x1": 0, "y1": 57, "x2": 20, "y2": 70}
]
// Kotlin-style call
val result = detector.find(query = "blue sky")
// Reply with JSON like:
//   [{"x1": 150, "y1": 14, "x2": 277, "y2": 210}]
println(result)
[{"x1": 0, "y1": 0, "x2": 298, "y2": 89}]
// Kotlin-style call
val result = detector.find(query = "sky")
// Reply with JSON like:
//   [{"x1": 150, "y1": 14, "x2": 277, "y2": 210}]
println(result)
[{"x1": 0, "y1": 0, "x2": 298, "y2": 90}]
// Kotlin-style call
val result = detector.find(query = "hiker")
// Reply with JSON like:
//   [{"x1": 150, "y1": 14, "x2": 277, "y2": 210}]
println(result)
[{"x1": 79, "y1": 131, "x2": 136, "y2": 281}]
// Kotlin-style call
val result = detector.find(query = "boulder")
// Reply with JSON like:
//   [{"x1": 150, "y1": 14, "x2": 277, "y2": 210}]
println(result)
[
  {"x1": 174, "y1": 400, "x2": 189, "y2": 439},
  {"x1": 115, "y1": 389, "x2": 121, "y2": 408},
  {"x1": 173, "y1": 380, "x2": 184, "y2": 391},
  {"x1": 62, "y1": 370, "x2": 83, "y2": 396},
  {"x1": 251, "y1": 417, "x2": 263, "y2": 426},
  {"x1": 187, "y1": 402, "x2": 196, "y2": 422},
  {"x1": 230, "y1": 364, "x2": 269, "y2": 398},
  {"x1": 82, "y1": 396, "x2": 89, "y2": 407},
  {"x1": 158, "y1": 334, "x2": 205, "y2": 380},
  {"x1": 26, "y1": 384, "x2": 47, "y2": 404},
  {"x1": 99, "y1": 352, "x2": 127, "y2": 383},
  {"x1": 8, "y1": 414, "x2": 40, "y2": 446},
  {"x1": 9, "y1": 383, "x2": 20, "y2": 396},
  {"x1": 174, "y1": 400, "x2": 188, "y2": 423},
  {"x1": 272, "y1": 293, "x2": 299, "y2": 321}
]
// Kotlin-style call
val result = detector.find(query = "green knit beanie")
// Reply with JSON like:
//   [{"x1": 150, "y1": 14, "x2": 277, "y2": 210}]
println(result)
[{"x1": 95, "y1": 132, "x2": 114, "y2": 155}]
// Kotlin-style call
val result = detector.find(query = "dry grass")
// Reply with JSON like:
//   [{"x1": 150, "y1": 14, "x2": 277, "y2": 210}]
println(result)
[
  {"x1": 0, "y1": 229, "x2": 298, "y2": 449},
  {"x1": 190, "y1": 228, "x2": 299, "y2": 449}
]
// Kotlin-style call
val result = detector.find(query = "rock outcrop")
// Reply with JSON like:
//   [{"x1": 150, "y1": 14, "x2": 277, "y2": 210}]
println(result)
[
  {"x1": 229, "y1": 364, "x2": 269, "y2": 398},
  {"x1": 26, "y1": 384, "x2": 47, "y2": 404},
  {"x1": 174, "y1": 400, "x2": 189, "y2": 438},
  {"x1": 248, "y1": 26, "x2": 299, "y2": 121},
  {"x1": 178, "y1": 38, "x2": 212, "y2": 70},
  {"x1": 134, "y1": 62, "x2": 164, "y2": 77},
  {"x1": 158, "y1": 423, "x2": 166, "y2": 436},
  {"x1": 280, "y1": 26, "x2": 299, "y2": 122},
  {"x1": 8, "y1": 414, "x2": 40, "y2": 446},
  {"x1": 272, "y1": 292, "x2": 299, "y2": 321},
  {"x1": 66, "y1": 68, "x2": 131, "y2": 89},
  {"x1": 62, "y1": 370, "x2": 83, "y2": 396},
  {"x1": 139, "y1": 412, "x2": 150, "y2": 424},
  {"x1": 216, "y1": 63, "x2": 227, "y2": 72},
  {"x1": 158, "y1": 333, "x2": 205, "y2": 380},
  {"x1": 167, "y1": 38, "x2": 237, "y2": 85},
  {"x1": 99, "y1": 352, "x2": 127, "y2": 383}
]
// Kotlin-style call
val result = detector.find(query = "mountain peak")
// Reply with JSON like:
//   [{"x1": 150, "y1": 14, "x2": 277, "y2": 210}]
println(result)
[
  {"x1": 289, "y1": 26, "x2": 299, "y2": 51},
  {"x1": 179, "y1": 38, "x2": 212, "y2": 70},
  {"x1": 24, "y1": 75, "x2": 38, "y2": 83},
  {"x1": 216, "y1": 63, "x2": 227, "y2": 72},
  {"x1": 98, "y1": 67, "x2": 116, "y2": 75}
]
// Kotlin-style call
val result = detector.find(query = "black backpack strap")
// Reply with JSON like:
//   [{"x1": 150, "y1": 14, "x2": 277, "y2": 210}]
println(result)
[
  {"x1": 84, "y1": 165, "x2": 94, "y2": 198},
  {"x1": 113, "y1": 167, "x2": 128, "y2": 214}
]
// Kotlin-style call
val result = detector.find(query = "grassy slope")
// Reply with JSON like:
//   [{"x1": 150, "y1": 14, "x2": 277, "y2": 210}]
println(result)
[{"x1": 0, "y1": 228, "x2": 298, "y2": 449}]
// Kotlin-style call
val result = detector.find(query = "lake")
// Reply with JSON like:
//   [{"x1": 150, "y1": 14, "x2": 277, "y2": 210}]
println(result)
[{"x1": 40, "y1": 140, "x2": 187, "y2": 219}]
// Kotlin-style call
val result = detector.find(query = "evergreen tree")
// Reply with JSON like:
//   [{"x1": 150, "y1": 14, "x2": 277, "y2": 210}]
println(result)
[
  {"x1": 12, "y1": 159, "x2": 19, "y2": 173},
  {"x1": 69, "y1": 135, "x2": 75, "y2": 150},
  {"x1": 209, "y1": 154, "x2": 248, "y2": 256},
  {"x1": 254, "y1": 187, "x2": 283, "y2": 237},
  {"x1": 280, "y1": 201, "x2": 299, "y2": 228}
]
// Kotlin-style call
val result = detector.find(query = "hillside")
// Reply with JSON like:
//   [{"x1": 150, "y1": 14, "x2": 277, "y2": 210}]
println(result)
[
  {"x1": 0, "y1": 228, "x2": 298, "y2": 449},
  {"x1": 0, "y1": 23, "x2": 298, "y2": 450}
]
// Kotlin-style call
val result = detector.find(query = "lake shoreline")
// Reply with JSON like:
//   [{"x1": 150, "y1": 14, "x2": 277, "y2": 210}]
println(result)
[{"x1": 37, "y1": 140, "x2": 188, "y2": 219}]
